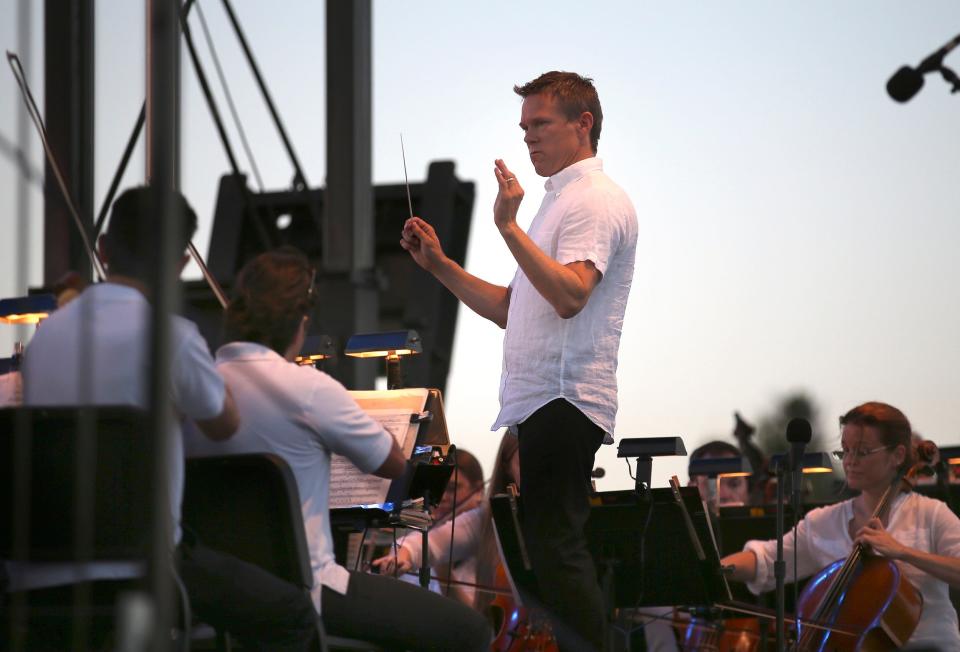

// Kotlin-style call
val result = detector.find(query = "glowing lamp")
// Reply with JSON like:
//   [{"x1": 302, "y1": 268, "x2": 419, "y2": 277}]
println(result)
[
  {"x1": 344, "y1": 330, "x2": 422, "y2": 389},
  {"x1": 294, "y1": 334, "x2": 337, "y2": 368},
  {"x1": 0, "y1": 294, "x2": 57, "y2": 325}
]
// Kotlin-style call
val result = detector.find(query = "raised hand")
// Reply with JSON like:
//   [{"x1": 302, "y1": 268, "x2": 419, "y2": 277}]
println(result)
[
  {"x1": 400, "y1": 216, "x2": 447, "y2": 273},
  {"x1": 493, "y1": 158, "x2": 524, "y2": 232}
]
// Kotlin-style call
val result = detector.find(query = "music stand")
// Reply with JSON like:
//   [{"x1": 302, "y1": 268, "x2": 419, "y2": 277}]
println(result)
[{"x1": 585, "y1": 486, "x2": 731, "y2": 609}]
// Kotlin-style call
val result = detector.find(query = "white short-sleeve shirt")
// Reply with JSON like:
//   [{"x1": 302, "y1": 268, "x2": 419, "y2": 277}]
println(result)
[
  {"x1": 743, "y1": 492, "x2": 960, "y2": 649},
  {"x1": 11, "y1": 282, "x2": 225, "y2": 590},
  {"x1": 184, "y1": 341, "x2": 394, "y2": 613},
  {"x1": 492, "y1": 157, "x2": 637, "y2": 439}
]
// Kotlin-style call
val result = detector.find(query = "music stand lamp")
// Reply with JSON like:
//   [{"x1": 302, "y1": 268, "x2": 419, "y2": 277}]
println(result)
[
  {"x1": 0, "y1": 294, "x2": 57, "y2": 373},
  {"x1": 617, "y1": 436, "x2": 687, "y2": 494},
  {"x1": 344, "y1": 330, "x2": 422, "y2": 390},
  {"x1": 294, "y1": 334, "x2": 336, "y2": 370},
  {"x1": 0, "y1": 294, "x2": 56, "y2": 326},
  {"x1": 687, "y1": 455, "x2": 753, "y2": 508}
]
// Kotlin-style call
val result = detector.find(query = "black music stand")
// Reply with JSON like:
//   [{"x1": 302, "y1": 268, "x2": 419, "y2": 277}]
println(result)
[
  {"x1": 617, "y1": 437, "x2": 686, "y2": 494},
  {"x1": 585, "y1": 487, "x2": 731, "y2": 609}
]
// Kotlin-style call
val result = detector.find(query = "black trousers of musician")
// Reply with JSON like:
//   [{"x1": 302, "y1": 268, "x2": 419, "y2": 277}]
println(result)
[
  {"x1": 177, "y1": 535, "x2": 318, "y2": 651},
  {"x1": 321, "y1": 570, "x2": 491, "y2": 651},
  {"x1": 518, "y1": 398, "x2": 607, "y2": 652}
]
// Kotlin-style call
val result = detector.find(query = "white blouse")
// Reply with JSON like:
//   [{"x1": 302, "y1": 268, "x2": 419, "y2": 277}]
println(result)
[{"x1": 744, "y1": 492, "x2": 960, "y2": 649}]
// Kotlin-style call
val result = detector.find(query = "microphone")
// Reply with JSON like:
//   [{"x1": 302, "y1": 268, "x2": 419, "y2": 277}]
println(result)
[
  {"x1": 887, "y1": 67, "x2": 925, "y2": 103},
  {"x1": 590, "y1": 467, "x2": 605, "y2": 479},
  {"x1": 887, "y1": 32, "x2": 960, "y2": 103}
]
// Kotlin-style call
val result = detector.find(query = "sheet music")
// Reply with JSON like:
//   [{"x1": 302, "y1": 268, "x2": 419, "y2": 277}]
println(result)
[{"x1": 328, "y1": 407, "x2": 421, "y2": 509}]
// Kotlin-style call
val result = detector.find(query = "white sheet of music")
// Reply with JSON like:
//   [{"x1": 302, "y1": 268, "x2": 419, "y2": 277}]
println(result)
[{"x1": 328, "y1": 389, "x2": 428, "y2": 508}]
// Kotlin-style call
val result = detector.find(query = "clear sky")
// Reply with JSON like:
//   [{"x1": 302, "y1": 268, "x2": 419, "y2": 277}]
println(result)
[{"x1": 2, "y1": 1, "x2": 959, "y2": 490}]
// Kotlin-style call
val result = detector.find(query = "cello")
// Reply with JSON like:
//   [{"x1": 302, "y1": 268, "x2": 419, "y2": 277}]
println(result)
[{"x1": 790, "y1": 445, "x2": 937, "y2": 651}]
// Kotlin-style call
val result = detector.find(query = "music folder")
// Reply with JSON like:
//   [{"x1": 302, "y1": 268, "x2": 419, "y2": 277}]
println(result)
[{"x1": 329, "y1": 388, "x2": 453, "y2": 528}]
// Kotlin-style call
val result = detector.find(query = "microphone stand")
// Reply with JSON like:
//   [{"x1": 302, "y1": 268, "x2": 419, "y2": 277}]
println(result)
[
  {"x1": 789, "y1": 445, "x2": 805, "y2": 650},
  {"x1": 773, "y1": 457, "x2": 787, "y2": 652}
]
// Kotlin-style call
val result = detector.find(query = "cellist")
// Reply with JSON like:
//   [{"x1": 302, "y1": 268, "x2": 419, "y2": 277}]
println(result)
[{"x1": 722, "y1": 401, "x2": 960, "y2": 650}]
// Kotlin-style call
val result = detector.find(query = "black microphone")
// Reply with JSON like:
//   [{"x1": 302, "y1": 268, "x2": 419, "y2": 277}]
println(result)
[
  {"x1": 590, "y1": 467, "x2": 605, "y2": 479},
  {"x1": 887, "y1": 32, "x2": 960, "y2": 103},
  {"x1": 887, "y1": 66, "x2": 925, "y2": 103}
]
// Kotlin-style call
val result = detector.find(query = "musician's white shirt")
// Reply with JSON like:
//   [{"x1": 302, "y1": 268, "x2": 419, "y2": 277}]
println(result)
[
  {"x1": 744, "y1": 492, "x2": 960, "y2": 648},
  {"x1": 401, "y1": 505, "x2": 485, "y2": 606},
  {"x1": 492, "y1": 157, "x2": 637, "y2": 440},
  {"x1": 9, "y1": 282, "x2": 225, "y2": 590},
  {"x1": 184, "y1": 342, "x2": 393, "y2": 612}
]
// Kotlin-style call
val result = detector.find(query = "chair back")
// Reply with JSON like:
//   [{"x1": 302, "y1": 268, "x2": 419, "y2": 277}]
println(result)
[
  {"x1": 182, "y1": 454, "x2": 312, "y2": 590},
  {"x1": 0, "y1": 406, "x2": 152, "y2": 562}
]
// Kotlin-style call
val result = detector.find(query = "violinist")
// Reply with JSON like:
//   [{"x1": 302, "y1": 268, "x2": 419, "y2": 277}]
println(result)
[
  {"x1": 14, "y1": 188, "x2": 317, "y2": 650},
  {"x1": 722, "y1": 401, "x2": 960, "y2": 650},
  {"x1": 372, "y1": 432, "x2": 520, "y2": 616},
  {"x1": 688, "y1": 440, "x2": 751, "y2": 514},
  {"x1": 184, "y1": 247, "x2": 491, "y2": 651}
]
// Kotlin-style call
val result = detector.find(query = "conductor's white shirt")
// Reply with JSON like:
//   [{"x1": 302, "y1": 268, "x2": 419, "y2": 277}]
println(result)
[{"x1": 492, "y1": 157, "x2": 637, "y2": 440}]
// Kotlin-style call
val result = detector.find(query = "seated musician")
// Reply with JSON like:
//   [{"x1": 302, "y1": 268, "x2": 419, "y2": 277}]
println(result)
[
  {"x1": 372, "y1": 432, "x2": 520, "y2": 617},
  {"x1": 687, "y1": 440, "x2": 751, "y2": 514},
  {"x1": 722, "y1": 401, "x2": 960, "y2": 650},
  {"x1": 13, "y1": 188, "x2": 317, "y2": 650},
  {"x1": 426, "y1": 447, "x2": 485, "y2": 605},
  {"x1": 183, "y1": 247, "x2": 491, "y2": 651}
]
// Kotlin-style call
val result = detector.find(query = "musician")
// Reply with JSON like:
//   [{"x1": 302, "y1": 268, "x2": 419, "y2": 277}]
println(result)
[
  {"x1": 372, "y1": 433, "x2": 519, "y2": 614},
  {"x1": 687, "y1": 440, "x2": 751, "y2": 514},
  {"x1": 184, "y1": 247, "x2": 491, "y2": 651},
  {"x1": 14, "y1": 188, "x2": 317, "y2": 650},
  {"x1": 401, "y1": 70, "x2": 637, "y2": 651},
  {"x1": 722, "y1": 401, "x2": 960, "y2": 650},
  {"x1": 435, "y1": 447, "x2": 486, "y2": 521}
]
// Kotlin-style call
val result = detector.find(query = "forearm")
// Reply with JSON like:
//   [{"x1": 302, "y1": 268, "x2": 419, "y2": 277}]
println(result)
[
  {"x1": 498, "y1": 222, "x2": 593, "y2": 319},
  {"x1": 722, "y1": 550, "x2": 758, "y2": 584},
  {"x1": 900, "y1": 548, "x2": 960, "y2": 588},
  {"x1": 432, "y1": 258, "x2": 510, "y2": 328}
]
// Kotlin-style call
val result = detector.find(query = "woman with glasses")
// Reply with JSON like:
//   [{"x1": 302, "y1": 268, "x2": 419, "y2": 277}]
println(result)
[{"x1": 721, "y1": 401, "x2": 960, "y2": 650}]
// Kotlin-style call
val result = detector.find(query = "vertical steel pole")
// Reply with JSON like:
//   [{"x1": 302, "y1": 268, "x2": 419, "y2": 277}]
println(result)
[
  {"x1": 325, "y1": 0, "x2": 378, "y2": 390},
  {"x1": 146, "y1": 1, "x2": 180, "y2": 648}
]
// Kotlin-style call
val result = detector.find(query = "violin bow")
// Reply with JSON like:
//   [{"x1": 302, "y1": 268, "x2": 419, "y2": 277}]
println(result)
[
  {"x1": 6, "y1": 51, "x2": 230, "y2": 309},
  {"x1": 6, "y1": 51, "x2": 106, "y2": 282}
]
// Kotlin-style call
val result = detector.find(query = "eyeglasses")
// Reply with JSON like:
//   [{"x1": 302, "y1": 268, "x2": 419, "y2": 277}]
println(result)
[{"x1": 831, "y1": 445, "x2": 891, "y2": 462}]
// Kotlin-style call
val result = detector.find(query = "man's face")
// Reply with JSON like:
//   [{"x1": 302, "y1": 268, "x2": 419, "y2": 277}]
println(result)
[{"x1": 520, "y1": 93, "x2": 589, "y2": 177}]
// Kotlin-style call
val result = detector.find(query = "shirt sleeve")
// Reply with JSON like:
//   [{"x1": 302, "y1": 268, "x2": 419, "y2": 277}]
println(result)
[
  {"x1": 402, "y1": 506, "x2": 486, "y2": 570},
  {"x1": 306, "y1": 374, "x2": 393, "y2": 474},
  {"x1": 169, "y1": 319, "x2": 225, "y2": 421},
  {"x1": 743, "y1": 507, "x2": 828, "y2": 595},
  {"x1": 555, "y1": 188, "x2": 624, "y2": 275},
  {"x1": 931, "y1": 499, "x2": 960, "y2": 557}
]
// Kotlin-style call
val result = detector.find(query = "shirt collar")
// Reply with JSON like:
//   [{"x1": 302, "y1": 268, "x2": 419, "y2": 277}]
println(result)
[
  {"x1": 544, "y1": 157, "x2": 602, "y2": 194},
  {"x1": 87, "y1": 282, "x2": 147, "y2": 302},
  {"x1": 216, "y1": 341, "x2": 286, "y2": 363}
]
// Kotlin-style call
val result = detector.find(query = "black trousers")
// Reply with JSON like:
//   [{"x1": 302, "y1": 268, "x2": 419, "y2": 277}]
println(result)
[
  {"x1": 518, "y1": 398, "x2": 606, "y2": 652},
  {"x1": 321, "y1": 570, "x2": 491, "y2": 651},
  {"x1": 177, "y1": 536, "x2": 318, "y2": 652}
]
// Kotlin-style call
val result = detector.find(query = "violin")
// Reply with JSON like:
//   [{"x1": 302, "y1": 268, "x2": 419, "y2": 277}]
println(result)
[
  {"x1": 791, "y1": 445, "x2": 936, "y2": 651},
  {"x1": 676, "y1": 608, "x2": 766, "y2": 652}
]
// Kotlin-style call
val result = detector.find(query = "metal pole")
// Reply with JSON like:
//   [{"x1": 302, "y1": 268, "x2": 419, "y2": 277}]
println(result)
[
  {"x1": 326, "y1": 0, "x2": 378, "y2": 390},
  {"x1": 145, "y1": 1, "x2": 180, "y2": 648}
]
